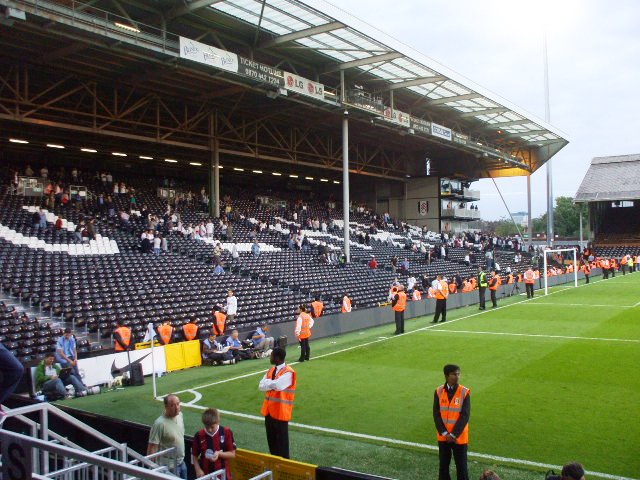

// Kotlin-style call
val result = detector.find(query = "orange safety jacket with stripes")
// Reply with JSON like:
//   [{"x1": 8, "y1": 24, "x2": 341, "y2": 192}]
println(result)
[
  {"x1": 436, "y1": 384, "x2": 470, "y2": 445},
  {"x1": 261, "y1": 365, "x2": 297, "y2": 421}
]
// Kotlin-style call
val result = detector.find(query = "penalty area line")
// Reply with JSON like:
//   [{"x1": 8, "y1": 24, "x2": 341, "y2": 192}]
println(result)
[
  {"x1": 177, "y1": 403, "x2": 636, "y2": 480},
  {"x1": 426, "y1": 329, "x2": 640, "y2": 343}
]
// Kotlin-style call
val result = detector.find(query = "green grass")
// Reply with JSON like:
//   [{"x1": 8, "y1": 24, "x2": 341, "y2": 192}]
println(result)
[{"x1": 72, "y1": 274, "x2": 640, "y2": 479}]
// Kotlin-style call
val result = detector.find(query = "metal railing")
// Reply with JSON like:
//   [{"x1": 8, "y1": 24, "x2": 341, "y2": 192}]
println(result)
[{"x1": 0, "y1": 402, "x2": 174, "y2": 479}]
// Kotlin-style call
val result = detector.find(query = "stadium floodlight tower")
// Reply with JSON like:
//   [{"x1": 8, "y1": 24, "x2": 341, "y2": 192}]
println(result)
[{"x1": 543, "y1": 248, "x2": 578, "y2": 296}]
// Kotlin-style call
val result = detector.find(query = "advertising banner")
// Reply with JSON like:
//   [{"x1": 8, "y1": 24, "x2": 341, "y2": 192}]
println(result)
[
  {"x1": 410, "y1": 117, "x2": 431, "y2": 135},
  {"x1": 77, "y1": 347, "x2": 167, "y2": 387},
  {"x1": 431, "y1": 122, "x2": 453, "y2": 141},
  {"x1": 284, "y1": 72, "x2": 324, "y2": 100},
  {"x1": 238, "y1": 57, "x2": 284, "y2": 87},
  {"x1": 453, "y1": 132, "x2": 468, "y2": 145},
  {"x1": 382, "y1": 107, "x2": 411, "y2": 127},
  {"x1": 179, "y1": 37, "x2": 238, "y2": 73}
]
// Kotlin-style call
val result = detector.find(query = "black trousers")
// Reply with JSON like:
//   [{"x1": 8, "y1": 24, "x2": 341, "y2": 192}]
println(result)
[
  {"x1": 603, "y1": 268, "x2": 609, "y2": 279},
  {"x1": 265, "y1": 415, "x2": 290, "y2": 458},
  {"x1": 585, "y1": 274, "x2": 590, "y2": 284},
  {"x1": 525, "y1": 283, "x2": 534, "y2": 298},
  {"x1": 298, "y1": 338, "x2": 310, "y2": 361},
  {"x1": 434, "y1": 299, "x2": 447, "y2": 322},
  {"x1": 394, "y1": 310, "x2": 405, "y2": 334},
  {"x1": 478, "y1": 287, "x2": 486, "y2": 309},
  {"x1": 490, "y1": 289, "x2": 497, "y2": 307},
  {"x1": 438, "y1": 442, "x2": 469, "y2": 480}
]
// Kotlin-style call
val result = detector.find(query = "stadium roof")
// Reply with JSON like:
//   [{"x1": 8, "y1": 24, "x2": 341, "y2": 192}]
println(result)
[
  {"x1": 207, "y1": 0, "x2": 568, "y2": 151},
  {"x1": 0, "y1": 0, "x2": 569, "y2": 179},
  {"x1": 574, "y1": 154, "x2": 640, "y2": 203}
]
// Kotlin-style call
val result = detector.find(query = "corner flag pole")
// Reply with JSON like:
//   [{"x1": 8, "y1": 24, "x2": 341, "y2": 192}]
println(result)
[{"x1": 144, "y1": 322, "x2": 158, "y2": 399}]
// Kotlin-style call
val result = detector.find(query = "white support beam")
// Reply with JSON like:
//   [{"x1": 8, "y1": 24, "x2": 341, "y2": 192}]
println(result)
[
  {"x1": 459, "y1": 107, "x2": 509, "y2": 118},
  {"x1": 488, "y1": 119, "x2": 530, "y2": 127},
  {"x1": 324, "y1": 52, "x2": 403, "y2": 73},
  {"x1": 388, "y1": 75, "x2": 446, "y2": 89},
  {"x1": 261, "y1": 22, "x2": 345, "y2": 48},
  {"x1": 429, "y1": 92, "x2": 480, "y2": 105},
  {"x1": 166, "y1": 0, "x2": 226, "y2": 21},
  {"x1": 505, "y1": 129, "x2": 548, "y2": 139}
]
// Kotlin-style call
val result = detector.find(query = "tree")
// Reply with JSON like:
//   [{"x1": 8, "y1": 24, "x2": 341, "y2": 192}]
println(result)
[{"x1": 530, "y1": 197, "x2": 588, "y2": 238}]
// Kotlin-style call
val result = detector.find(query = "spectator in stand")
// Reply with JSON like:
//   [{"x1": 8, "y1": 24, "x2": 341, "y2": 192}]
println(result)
[
  {"x1": 191, "y1": 408, "x2": 236, "y2": 479},
  {"x1": 400, "y1": 258, "x2": 410, "y2": 275},
  {"x1": 55, "y1": 328, "x2": 81, "y2": 377},
  {"x1": 251, "y1": 240, "x2": 261, "y2": 258},
  {"x1": 225, "y1": 290, "x2": 238, "y2": 324},
  {"x1": 368, "y1": 255, "x2": 378, "y2": 275},
  {"x1": 36, "y1": 352, "x2": 87, "y2": 399},
  {"x1": 213, "y1": 263, "x2": 225, "y2": 275},
  {"x1": 25, "y1": 164, "x2": 34, "y2": 176},
  {"x1": 39, "y1": 208, "x2": 47, "y2": 229}
]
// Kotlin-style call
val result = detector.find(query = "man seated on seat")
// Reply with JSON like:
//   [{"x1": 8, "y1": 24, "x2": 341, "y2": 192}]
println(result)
[
  {"x1": 202, "y1": 333, "x2": 234, "y2": 366},
  {"x1": 251, "y1": 325, "x2": 274, "y2": 356},
  {"x1": 55, "y1": 328, "x2": 81, "y2": 377},
  {"x1": 226, "y1": 330, "x2": 251, "y2": 361},
  {"x1": 36, "y1": 352, "x2": 87, "y2": 400}
]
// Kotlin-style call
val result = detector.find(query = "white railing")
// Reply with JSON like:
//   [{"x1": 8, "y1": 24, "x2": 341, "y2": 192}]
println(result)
[
  {"x1": 441, "y1": 208, "x2": 480, "y2": 219},
  {"x1": 463, "y1": 188, "x2": 481, "y2": 200},
  {"x1": 0, "y1": 402, "x2": 175, "y2": 479}
]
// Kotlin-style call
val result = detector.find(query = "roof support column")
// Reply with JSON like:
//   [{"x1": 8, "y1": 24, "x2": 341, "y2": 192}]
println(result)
[
  {"x1": 342, "y1": 112, "x2": 350, "y2": 263},
  {"x1": 341, "y1": 70, "x2": 350, "y2": 263},
  {"x1": 209, "y1": 112, "x2": 220, "y2": 218},
  {"x1": 527, "y1": 173, "x2": 532, "y2": 251}
]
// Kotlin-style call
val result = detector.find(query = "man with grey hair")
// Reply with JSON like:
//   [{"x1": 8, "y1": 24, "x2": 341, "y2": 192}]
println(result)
[{"x1": 147, "y1": 394, "x2": 186, "y2": 479}]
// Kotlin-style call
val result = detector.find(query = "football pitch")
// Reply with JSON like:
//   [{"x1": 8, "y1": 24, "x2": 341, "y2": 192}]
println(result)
[{"x1": 74, "y1": 273, "x2": 640, "y2": 479}]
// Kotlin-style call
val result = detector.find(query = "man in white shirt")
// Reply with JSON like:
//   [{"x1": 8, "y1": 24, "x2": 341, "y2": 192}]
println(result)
[
  {"x1": 225, "y1": 290, "x2": 238, "y2": 323},
  {"x1": 258, "y1": 348, "x2": 296, "y2": 458}
]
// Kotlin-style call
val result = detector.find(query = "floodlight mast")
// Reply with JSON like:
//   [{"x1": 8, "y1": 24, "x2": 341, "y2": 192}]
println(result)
[{"x1": 544, "y1": 31, "x2": 554, "y2": 247}]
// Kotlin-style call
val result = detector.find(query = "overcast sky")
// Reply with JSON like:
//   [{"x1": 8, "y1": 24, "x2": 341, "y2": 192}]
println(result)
[{"x1": 331, "y1": 0, "x2": 640, "y2": 220}]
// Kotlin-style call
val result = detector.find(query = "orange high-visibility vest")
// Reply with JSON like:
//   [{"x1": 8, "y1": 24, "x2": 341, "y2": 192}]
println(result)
[
  {"x1": 114, "y1": 326, "x2": 132, "y2": 351},
  {"x1": 436, "y1": 384, "x2": 470, "y2": 445},
  {"x1": 448, "y1": 283, "x2": 458, "y2": 294},
  {"x1": 534, "y1": 270, "x2": 540, "y2": 279},
  {"x1": 461, "y1": 281, "x2": 472, "y2": 293},
  {"x1": 470, "y1": 278, "x2": 477, "y2": 289},
  {"x1": 342, "y1": 296, "x2": 352, "y2": 313},
  {"x1": 524, "y1": 269, "x2": 535, "y2": 284},
  {"x1": 261, "y1": 365, "x2": 297, "y2": 421},
  {"x1": 435, "y1": 281, "x2": 449, "y2": 300},
  {"x1": 298, "y1": 312, "x2": 312, "y2": 339},
  {"x1": 393, "y1": 291, "x2": 407, "y2": 311},
  {"x1": 517, "y1": 273, "x2": 523, "y2": 283},
  {"x1": 412, "y1": 290, "x2": 422, "y2": 300},
  {"x1": 311, "y1": 301, "x2": 324, "y2": 318},
  {"x1": 158, "y1": 324, "x2": 173, "y2": 345},
  {"x1": 621, "y1": 256, "x2": 628, "y2": 265},
  {"x1": 213, "y1": 311, "x2": 226, "y2": 335},
  {"x1": 182, "y1": 322, "x2": 198, "y2": 341},
  {"x1": 507, "y1": 274, "x2": 514, "y2": 284}
]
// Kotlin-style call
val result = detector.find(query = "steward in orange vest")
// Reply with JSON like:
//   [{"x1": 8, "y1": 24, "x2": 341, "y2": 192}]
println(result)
[
  {"x1": 412, "y1": 288, "x2": 422, "y2": 301},
  {"x1": 295, "y1": 304, "x2": 314, "y2": 362},
  {"x1": 507, "y1": 273, "x2": 514, "y2": 284},
  {"x1": 341, "y1": 294, "x2": 352, "y2": 313},
  {"x1": 259, "y1": 347, "x2": 296, "y2": 459},
  {"x1": 461, "y1": 280, "x2": 473, "y2": 293},
  {"x1": 182, "y1": 320, "x2": 199, "y2": 341},
  {"x1": 448, "y1": 282, "x2": 458, "y2": 294},
  {"x1": 524, "y1": 268, "x2": 535, "y2": 299},
  {"x1": 581, "y1": 262, "x2": 591, "y2": 284},
  {"x1": 310, "y1": 297, "x2": 324, "y2": 318},
  {"x1": 392, "y1": 286, "x2": 407, "y2": 335},
  {"x1": 434, "y1": 364, "x2": 470, "y2": 479},
  {"x1": 114, "y1": 321, "x2": 132, "y2": 351},
  {"x1": 432, "y1": 275, "x2": 448, "y2": 323},
  {"x1": 156, "y1": 321, "x2": 174, "y2": 345},
  {"x1": 212, "y1": 305, "x2": 227, "y2": 336},
  {"x1": 601, "y1": 258, "x2": 611, "y2": 280},
  {"x1": 488, "y1": 271, "x2": 501, "y2": 308}
]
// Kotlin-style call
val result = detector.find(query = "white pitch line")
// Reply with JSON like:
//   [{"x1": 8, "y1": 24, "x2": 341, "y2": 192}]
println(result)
[
  {"x1": 177, "y1": 402, "x2": 636, "y2": 480},
  {"x1": 181, "y1": 389, "x2": 203, "y2": 406},
  {"x1": 427, "y1": 329, "x2": 640, "y2": 343},
  {"x1": 521, "y1": 302, "x2": 634, "y2": 308},
  {"x1": 173, "y1": 274, "x2": 624, "y2": 395}
]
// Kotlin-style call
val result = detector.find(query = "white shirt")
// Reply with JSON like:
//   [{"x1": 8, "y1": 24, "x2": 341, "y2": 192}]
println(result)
[
  {"x1": 259, "y1": 363, "x2": 293, "y2": 392},
  {"x1": 154, "y1": 237, "x2": 161, "y2": 248},
  {"x1": 407, "y1": 276, "x2": 416, "y2": 290},
  {"x1": 226, "y1": 295, "x2": 237, "y2": 316},
  {"x1": 295, "y1": 315, "x2": 314, "y2": 336},
  {"x1": 432, "y1": 279, "x2": 443, "y2": 292}
]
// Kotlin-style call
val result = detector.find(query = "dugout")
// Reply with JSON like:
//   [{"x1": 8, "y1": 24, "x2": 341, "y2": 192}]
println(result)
[{"x1": 0, "y1": 0, "x2": 568, "y2": 258}]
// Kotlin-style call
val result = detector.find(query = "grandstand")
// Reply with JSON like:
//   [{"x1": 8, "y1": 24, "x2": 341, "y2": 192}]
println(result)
[{"x1": 10, "y1": 1, "x2": 638, "y2": 480}]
